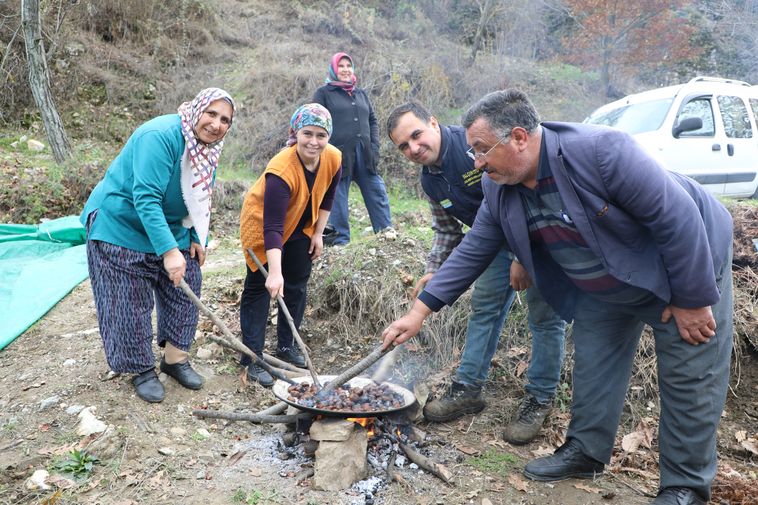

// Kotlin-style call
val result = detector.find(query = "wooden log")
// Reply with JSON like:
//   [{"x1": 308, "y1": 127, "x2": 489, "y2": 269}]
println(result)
[
  {"x1": 192, "y1": 409, "x2": 312, "y2": 424},
  {"x1": 399, "y1": 441, "x2": 454, "y2": 484},
  {"x1": 321, "y1": 344, "x2": 390, "y2": 393},
  {"x1": 246, "y1": 248, "x2": 322, "y2": 389}
]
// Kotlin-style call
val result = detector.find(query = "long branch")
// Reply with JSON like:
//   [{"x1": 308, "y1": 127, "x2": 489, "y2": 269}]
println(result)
[{"x1": 246, "y1": 248, "x2": 322, "y2": 389}]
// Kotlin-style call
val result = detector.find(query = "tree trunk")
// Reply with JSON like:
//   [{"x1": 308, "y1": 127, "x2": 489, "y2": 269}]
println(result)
[
  {"x1": 21, "y1": 0, "x2": 71, "y2": 163},
  {"x1": 469, "y1": 0, "x2": 497, "y2": 63}
]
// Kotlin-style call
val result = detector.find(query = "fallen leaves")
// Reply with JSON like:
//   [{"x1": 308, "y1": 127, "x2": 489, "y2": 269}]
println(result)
[
  {"x1": 507, "y1": 473, "x2": 529, "y2": 492},
  {"x1": 574, "y1": 482, "x2": 603, "y2": 494}
]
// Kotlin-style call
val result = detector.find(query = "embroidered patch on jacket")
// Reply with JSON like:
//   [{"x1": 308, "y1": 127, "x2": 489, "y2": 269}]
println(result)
[
  {"x1": 462, "y1": 168, "x2": 483, "y2": 187},
  {"x1": 440, "y1": 199, "x2": 453, "y2": 208}
]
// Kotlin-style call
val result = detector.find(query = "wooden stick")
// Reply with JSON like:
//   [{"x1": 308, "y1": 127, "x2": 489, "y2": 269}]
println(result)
[
  {"x1": 321, "y1": 344, "x2": 390, "y2": 393},
  {"x1": 192, "y1": 409, "x2": 312, "y2": 424},
  {"x1": 386, "y1": 450, "x2": 411, "y2": 490},
  {"x1": 177, "y1": 279, "x2": 295, "y2": 385},
  {"x1": 399, "y1": 441, "x2": 454, "y2": 484},
  {"x1": 245, "y1": 248, "x2": 322, "y2": 389},
  {"x1": 263, "y1": 353, "x2": 308, "y2": 374}
]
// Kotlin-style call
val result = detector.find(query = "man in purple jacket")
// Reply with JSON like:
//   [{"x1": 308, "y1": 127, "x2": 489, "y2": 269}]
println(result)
[{"x1": 382, "y1": 89, "x2": 733, "y2": 505}]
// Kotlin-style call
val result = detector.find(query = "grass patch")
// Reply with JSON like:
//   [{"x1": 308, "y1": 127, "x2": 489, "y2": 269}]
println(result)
[{"x1": 468, "y1": 449, "x2": 520, "y2": 478}]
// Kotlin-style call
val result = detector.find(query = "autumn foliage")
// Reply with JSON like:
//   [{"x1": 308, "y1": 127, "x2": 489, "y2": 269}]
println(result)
[{"x1": 562, "y1": 0, "x2": 703, "y2": 97}]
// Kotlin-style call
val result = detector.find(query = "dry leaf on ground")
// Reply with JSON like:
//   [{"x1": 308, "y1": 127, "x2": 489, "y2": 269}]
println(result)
[{"x1": 507, "y1": 473, "x2": 529, "y2": 492}]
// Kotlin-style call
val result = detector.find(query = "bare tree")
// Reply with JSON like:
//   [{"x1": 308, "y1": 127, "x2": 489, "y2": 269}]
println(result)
[
  {"x1": 469, "y1": 0, "x2": 498, "y2": 62},
  {"x1": 21, "y1": 0, "x2": 71, "y2": 163}
]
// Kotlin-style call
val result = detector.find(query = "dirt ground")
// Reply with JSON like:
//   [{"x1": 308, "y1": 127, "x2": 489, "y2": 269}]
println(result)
[{"x1": 2, "y1": 233, "x2": 758, "y2": 505}]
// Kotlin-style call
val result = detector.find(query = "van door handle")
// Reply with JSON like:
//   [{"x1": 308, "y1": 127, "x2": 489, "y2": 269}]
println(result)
[
  {"x1": 727, "y1": 144, "x2": 734, "y2": 156},
  {"x1": 712, "y1": 144, "x2": 721, "y2": 151}
]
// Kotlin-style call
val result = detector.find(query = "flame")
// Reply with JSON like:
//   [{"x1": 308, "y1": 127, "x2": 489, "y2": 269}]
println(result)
[{"x1": 347, "y1": 417, "x2": 376, "y2": 437}]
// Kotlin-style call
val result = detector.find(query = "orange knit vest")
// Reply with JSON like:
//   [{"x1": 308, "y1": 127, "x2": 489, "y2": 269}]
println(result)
[{"x1": 240, "y1": 144, "x2": 342, "y2": 271}]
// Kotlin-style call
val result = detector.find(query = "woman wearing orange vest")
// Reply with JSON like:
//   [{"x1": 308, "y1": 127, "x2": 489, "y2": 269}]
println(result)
[{"x1": 239, "y1": 103, "x2": 342, "y2": 386}]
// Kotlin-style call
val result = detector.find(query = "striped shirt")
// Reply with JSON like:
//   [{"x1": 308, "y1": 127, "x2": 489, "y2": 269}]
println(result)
[{"x1": 518, "y1": 142, "x2": 655, "y2": 305}]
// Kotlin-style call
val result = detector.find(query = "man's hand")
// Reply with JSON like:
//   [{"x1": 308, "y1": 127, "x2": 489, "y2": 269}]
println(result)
[
  {"x1": 412, "y1": 272, "x2": 434, "y2": 299},
  {"x1": 163, "y1": 248, "x2": 186, "y2": 287},
  {"x1": 661, "y1": 305, "x2": 716, "y2": 346},
  {"x1": 381, "y1": 301, "x2": 432, "y2": 349},
  {"x1": 509, "y1": 260, "x2": 532, "y2": 291},
  {"x1": 189, "y1": 242, "x2": 206, "y2": 266}
]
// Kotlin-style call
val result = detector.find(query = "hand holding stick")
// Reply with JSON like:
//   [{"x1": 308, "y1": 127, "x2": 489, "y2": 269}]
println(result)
[
  {"x1": 246, "y1": 248, "x2": 322, "y2": 390},
  {"x1": 177, "y1": 279, "x2": 296, "y2": 385}
]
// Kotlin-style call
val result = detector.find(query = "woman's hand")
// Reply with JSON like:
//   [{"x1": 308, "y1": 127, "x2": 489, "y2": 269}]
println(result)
[
  {"x1": 163, "y1": 248, "x2": 186, "y2": 287},
  {"x1": 189, "y1": 242, "x2": 206, "y2": 266},
  {"x1": 309, "y1": 232, "x2": 324, "y2": 260},
  {"x1": 265, "y1": 272, "x2": 284, "y2": 299}
]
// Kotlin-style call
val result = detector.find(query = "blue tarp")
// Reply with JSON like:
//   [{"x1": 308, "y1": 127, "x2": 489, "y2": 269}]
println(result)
[{"x1": 0, "y1": 216, "x2": 89, "y2": 350}]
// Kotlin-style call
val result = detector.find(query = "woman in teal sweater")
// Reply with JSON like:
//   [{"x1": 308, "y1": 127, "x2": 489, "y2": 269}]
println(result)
[{"x1": 81, "y1": 88, "x2": 236, "y2": 403}]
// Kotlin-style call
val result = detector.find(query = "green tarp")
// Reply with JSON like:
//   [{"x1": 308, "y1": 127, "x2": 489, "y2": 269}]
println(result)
[{"x1": 0, "y1": 216, "x2": 89, "y2": 350}]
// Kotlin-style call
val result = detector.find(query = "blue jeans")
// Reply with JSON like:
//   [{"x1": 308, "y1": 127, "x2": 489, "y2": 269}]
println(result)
[
  {"x1": 564, "y1": 247, "x2": 732, "y2": 500},
  {"x1": 328, "y1": 146, "x2": 392, "y2": 245},
  {"x1": 455, "y1": 248, "x2": 566, "y2": 398}
]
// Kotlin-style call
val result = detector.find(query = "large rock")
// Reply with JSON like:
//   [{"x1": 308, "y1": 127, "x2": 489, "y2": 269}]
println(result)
[
  {"x1": 309, "y1": 418, "x2": 354, "y2": 442},
  {"x1": 312, "y1": 427, "x2": 368, "y2": 491}
]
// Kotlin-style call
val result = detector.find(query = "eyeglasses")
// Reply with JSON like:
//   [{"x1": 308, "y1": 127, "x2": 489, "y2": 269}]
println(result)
[{"x1": 466, "y1": 134, "x2": 510, "y2": 162}]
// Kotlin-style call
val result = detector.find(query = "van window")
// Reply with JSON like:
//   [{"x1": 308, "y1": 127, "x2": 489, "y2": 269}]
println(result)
[
  {"x1": 749, "y1": 98, "x2": 758, "y2": 127},
  {"x1": 717, "y1": 95, "x2": 753, "y2": 138},
  {"x1": 585, "y1": 98, "x2": 672, "y2": 134},
  {"x1": 678, "y1": 98, "x2": 715, "y2": 137}
]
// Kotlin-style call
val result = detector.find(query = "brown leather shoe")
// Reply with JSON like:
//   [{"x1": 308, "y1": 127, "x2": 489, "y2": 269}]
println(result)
[
  {"x1": 423, "y1": 381, "x2": 486, "y2": 422},
  {"x1": 503, "y1": 394, "x2": 551, "y2": 444}
]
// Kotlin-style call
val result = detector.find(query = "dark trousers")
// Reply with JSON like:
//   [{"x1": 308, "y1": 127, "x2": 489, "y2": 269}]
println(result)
[
  {"x1": 239, "y1": 238, "x2": 312, "y2": 366},
  {"x1": 566, "y1": 245, "x2": 733, "y2": 500}
]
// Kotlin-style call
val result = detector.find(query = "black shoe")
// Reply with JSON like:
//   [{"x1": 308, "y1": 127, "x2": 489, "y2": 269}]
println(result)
[
  {"x1": 423, "y1": 381, "x2": 486, "y2": 422},
  {"x1": 132, "y1": 369, "x2": 165, "y2": 403},
  {"x1": 247, "y1": 363, "x2": 274, "y2": 387},
  {"x1": 276, "y1": 346, "x2": 306, "y2": 368},
  {"x1": 523, "y1": 438, "x2": 604, "y2": 481},
  {"x1": 651, "y1": 487, "x2": 706, "y2": 505},
  {"x1": 160, "y1": 358, "x2": 204, "y2": 390}
]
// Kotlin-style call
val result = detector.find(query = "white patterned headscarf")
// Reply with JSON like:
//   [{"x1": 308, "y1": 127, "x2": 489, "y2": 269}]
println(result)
[{"x1": 177, "y1": 87, "x2": 236, "y2": 249}]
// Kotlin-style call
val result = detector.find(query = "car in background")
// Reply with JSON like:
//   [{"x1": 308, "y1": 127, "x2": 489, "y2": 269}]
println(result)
[{"x1": 584, "y1": 76, "x2": 758, "y2": 198}]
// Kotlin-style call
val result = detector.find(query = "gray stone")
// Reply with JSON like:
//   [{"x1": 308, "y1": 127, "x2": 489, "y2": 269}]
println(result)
[
  {"x1": 313, "y1": 427, "x2": 368, "y2": 491},
  {"x1": 309, "y1": 418, "x2": 355, "y2": 442},
  {"x1": 39, "y1": 396, "x2": 60, "y2": 411}
]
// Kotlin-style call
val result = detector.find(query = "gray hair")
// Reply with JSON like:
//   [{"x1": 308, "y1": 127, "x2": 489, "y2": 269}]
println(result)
[
  {"x1": 386, "y1": 100, "x2": 433, "y2": 139},
  {"x1": 462, "y1": 89, "x2": 540, "y2": 138}
]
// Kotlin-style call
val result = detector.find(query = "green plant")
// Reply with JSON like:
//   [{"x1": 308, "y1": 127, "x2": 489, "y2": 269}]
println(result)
[
  {"x1": 51, "y1": 449, "x2": 99, "y2": 480},
  {"x1": 231, "y1": 488, "x2": 267, "y2": 504},
  {"x1": 555, "y1": 382, "x2": 572, "y2": 412},
  {"x1": 469, "y1": 449, "x2": 519, "y2": 477}
]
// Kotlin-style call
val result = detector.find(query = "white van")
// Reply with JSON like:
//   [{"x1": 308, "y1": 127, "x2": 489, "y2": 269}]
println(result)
[{"x1": 584, "y1": 76, "x2": 758, "y2": 198}]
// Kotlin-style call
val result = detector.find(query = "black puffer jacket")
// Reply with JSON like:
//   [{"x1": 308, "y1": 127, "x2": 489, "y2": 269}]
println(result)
[{"x1": 312, "y1": 84, "x2": 380, "y2": 175}]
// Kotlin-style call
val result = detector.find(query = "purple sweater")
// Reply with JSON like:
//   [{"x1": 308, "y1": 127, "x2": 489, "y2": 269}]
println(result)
[{"x1": 263, "y1": 165, "x2": 341, "y2": 250}]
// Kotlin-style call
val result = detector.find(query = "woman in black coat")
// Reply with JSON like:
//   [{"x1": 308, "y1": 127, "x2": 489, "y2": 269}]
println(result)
[{"x1": 313, "y1": 52, "x2": 393, "y2": 245}]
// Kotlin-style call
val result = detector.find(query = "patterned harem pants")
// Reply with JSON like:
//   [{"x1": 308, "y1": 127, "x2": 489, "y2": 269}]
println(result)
[{"x1": 86, "y1": 238, "x2": 202, "y2": 374}]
